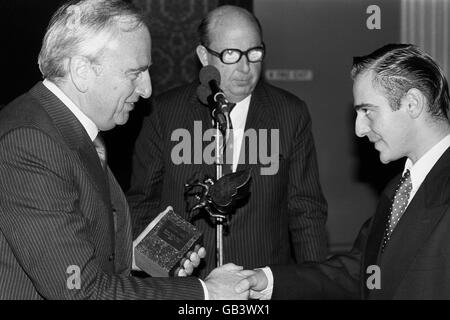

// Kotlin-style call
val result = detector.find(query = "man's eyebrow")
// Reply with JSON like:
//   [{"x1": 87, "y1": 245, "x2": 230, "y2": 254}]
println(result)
[
  {"x1": 126, "y1": 64, "x2": 151, "y2": 73},
  {"x1": 354, "y1": 103, "x2": 375, "y2": 111}
]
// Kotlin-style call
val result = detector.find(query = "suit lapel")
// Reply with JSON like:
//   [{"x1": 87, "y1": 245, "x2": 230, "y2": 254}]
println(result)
[
  {"x1": 29, "y1": 82, "x2": 110, "y2": 207},
  {"x1": 369, "y1": 147, "x2": 450, "y2": 299},
  {"x1": 107, "y1": 168, "x2": 133, "y2": 274}
]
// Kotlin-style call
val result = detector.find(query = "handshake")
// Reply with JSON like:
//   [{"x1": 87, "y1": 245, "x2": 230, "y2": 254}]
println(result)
[
  {"x1": 161, "y1": 247, "x2": 271, "y2": 300},
  {"x1": 203, "y1": 263, "x2": 270, "y2": 300},
  {"x1": 133, "y1": 240, "x2": 270, "y2": 299},
  {"x1": 167, "y1": 245, "x2": 270, "y2": 300}
]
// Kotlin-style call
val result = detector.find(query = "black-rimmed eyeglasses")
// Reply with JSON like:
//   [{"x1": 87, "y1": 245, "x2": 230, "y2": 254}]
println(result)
[{"x1": 203, "y1": 43, "x2": 265, "y2": 65}]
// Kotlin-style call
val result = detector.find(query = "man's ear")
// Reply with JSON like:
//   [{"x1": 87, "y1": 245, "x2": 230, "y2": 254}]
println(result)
[
  {"x1": 403, "y1": 88, "x2": 426, "y2": 119},
  {"x1": 196, "y1": 45, "x2": 209, "y2": 67},
  {"x1": 68, "y1": 56, "x2": 96, "y2": 93}
]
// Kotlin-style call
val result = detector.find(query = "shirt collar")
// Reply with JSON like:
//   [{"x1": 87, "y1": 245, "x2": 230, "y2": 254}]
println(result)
[
  {"x1": 43, "y1": 79, "x2": 99, "y2": 142},
  {"x1": 404, "y1": 134, "x2": 450, "y2": 193},
  {"x1": 230, "y1": 94, "x2": 251, "y2": 130}
]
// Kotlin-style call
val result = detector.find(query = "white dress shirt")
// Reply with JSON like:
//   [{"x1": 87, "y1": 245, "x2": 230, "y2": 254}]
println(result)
[{"x1": 230, "y1": 94, "x2": 251, "y2": 172}]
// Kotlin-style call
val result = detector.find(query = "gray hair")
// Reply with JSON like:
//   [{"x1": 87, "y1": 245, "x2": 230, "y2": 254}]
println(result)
[{"x1": 38, "y1": 0, "x2": 145, "y2": 81}]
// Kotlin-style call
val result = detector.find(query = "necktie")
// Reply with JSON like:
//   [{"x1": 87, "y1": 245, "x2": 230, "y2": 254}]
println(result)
[
  {"x1": 93, "y1": 134, "x2": 107, "y2": 170},
  {"x1": 382, "y1": 169, "x2": 412, "y2": 251},
  {"x1": 221, "y1": 119, "x2": 234, "y2": 176}
]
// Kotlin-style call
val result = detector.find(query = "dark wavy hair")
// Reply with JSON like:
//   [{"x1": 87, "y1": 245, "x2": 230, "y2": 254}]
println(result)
[{"x1": 351, "y1": 44, "x2": 450, "y2": 120}]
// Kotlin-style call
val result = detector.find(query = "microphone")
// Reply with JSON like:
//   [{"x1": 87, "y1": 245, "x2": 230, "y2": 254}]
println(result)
[
  {"x1": 198, "y1": 65, "x2": 235, "y2": 115},
  {"x1": 197, "y1": 66, "x2": 235, "y2": 134}
]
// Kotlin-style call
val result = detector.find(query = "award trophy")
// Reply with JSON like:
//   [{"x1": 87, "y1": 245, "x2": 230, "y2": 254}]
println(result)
[
  {"x1": 185, "y1": 169, "x2": 252, "y2": 267},
  {"x1": 133, "y1": 206, "x2": 203, "y2": 277}
]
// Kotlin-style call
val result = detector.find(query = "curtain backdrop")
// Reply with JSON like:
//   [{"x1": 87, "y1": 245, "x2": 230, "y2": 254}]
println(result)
[
  {"x1": 132, "y1": 0, "x2": 218, "y2": 96},
  {"x1": 401, "y1": 0, "x2": 449, "y2": 78}
]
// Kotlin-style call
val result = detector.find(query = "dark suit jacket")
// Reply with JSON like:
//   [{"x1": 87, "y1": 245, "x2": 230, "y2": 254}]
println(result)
[
  {"x1": 271, "y1": 146, "x2": 450, "y2": 299},
  {"x1": 127, "y1": 81, "x2": 328, "y2": 278},
  {"x1": 0, "y1": 82, "x2": 203, "y2": 299}
]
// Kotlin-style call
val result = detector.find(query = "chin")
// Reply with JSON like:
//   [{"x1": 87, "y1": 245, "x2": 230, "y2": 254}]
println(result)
[
  {"x1": 379, "y1": 151, "x2": 399, "y2": 164},
  {"x1": 377, "y1": 149, "x2": 389, "y2": 164},
  {"x1": 115, "y1": 113, "x2": 130, "y2": 125},
  {"x1": 231, "y1": 89, "x2": 251, "y2": 100},
  {"x1": 116, "y1": 119, "x2": 128, "y2": 126}
]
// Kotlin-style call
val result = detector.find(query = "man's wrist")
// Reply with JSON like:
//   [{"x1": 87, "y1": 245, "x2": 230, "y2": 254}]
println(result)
[
  {"x1": 250, "y1": 267, "x2": 273, "y2": 300},
  {"x1": 199, "y1": 279, "x2": 209, "y2": 300}
]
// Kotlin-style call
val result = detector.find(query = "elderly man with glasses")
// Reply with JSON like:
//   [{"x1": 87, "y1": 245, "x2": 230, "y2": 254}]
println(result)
[{"x1": 127, "y1": 5, "x2": 328, "y2": 279}]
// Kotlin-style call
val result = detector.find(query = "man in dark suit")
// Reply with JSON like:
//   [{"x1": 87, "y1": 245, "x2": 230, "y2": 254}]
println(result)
[
  {"x1": 0, "y1": 0, "x2": 249, "y2": 300},
  {"x1": 236, "y1": 44, "x2": 450, "y2": 299},
  {"x1": 127, "y1": 5, "x2": 328, "y2": 278}
]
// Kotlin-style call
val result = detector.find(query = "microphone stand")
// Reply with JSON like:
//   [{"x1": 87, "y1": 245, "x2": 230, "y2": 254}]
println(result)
[
  {"x1": 196, "y1": 74, "x2": 235, "y2": 267},
  {"x1": 215, "y1": 122, "x2": 224, "y2": 267},
  {"x1": 213, "y1": 106, "x2": 232, "y2": 267}
]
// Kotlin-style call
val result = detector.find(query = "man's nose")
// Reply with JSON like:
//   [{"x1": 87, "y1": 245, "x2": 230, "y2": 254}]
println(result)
[
  {"x1": 136, "y1": 70, "x2": 152, "y2": 99},
  {"x1": 237, "y1": 55, "x2": 251, "y2": 73},
  {"x1": 355, "y1": 113, "x2": 370, "y2": 137}
]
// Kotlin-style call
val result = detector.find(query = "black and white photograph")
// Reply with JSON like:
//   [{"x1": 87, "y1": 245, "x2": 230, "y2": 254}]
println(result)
[{"x1": 0, "y1": 0, "x2": 449, "y2": 311}]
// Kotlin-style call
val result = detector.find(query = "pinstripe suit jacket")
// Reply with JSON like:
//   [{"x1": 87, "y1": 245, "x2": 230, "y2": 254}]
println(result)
[
  {"x1": 127, "y1": 81, "x2": 328, "y2": 278},
  {"x1": 270, "y1": 146, "x2": 450, "y2": 299},
  {"x1": 0, "y1": 82, "x2": 203, "y2": 299}
]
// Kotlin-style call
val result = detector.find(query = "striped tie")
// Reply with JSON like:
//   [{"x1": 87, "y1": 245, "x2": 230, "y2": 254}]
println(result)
[
  {"x1": 93, "y1": 134, "x2": 107, "y2": 170},
  {"x1": 222, "y1": 122, "x2": 234, "y2": 176}
]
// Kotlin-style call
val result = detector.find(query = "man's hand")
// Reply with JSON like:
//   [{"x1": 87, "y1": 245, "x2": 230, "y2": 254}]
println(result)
[
  {"x1": 235, "y1": 268, "x2": 269, "y2": 298},
  {"x1": 175, "y1": 244, "x2": 207, "y2": 276},
  {"x1": 132, "y1": 241, "x2": 206, "y2": 276},
  {"x1": 204, "y1": 263, "x2": 250, "y2": 300}
]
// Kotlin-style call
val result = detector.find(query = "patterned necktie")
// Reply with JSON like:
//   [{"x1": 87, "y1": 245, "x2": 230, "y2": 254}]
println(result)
[
  {"x1": 93, "y1": 134, "x2": 107, "y2": 170},
  {"x1": 382, "y1": 169, "x2": 412, "y2": 251}
]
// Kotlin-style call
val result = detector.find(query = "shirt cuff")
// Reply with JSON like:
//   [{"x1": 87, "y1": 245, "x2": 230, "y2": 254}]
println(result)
[
  {"x1": 199, "y1": 279, "x2": 209, "y2": 300},
  {"x1": 250, "y1": 267, "x2": 273, "y2": 300}
]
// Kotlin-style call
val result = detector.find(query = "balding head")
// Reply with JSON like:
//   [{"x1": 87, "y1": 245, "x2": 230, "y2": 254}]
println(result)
[
  {"x1": 196, "y1": 5, "x2": 264, "y2": 103},
  {"x1": 198, "y1": 5, "x2": 262, "y2": 47}
]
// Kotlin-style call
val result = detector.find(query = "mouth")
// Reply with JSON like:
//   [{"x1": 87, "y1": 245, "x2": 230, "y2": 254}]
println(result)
[
  {"x1": 125, "y1": 102, "x2": 136, "y2": 110},
  {"x1": 367, "y1": 137, "x2": 381, "y2": 149},
  {"x1": 367, "y1": 135, "x2": 380, "y2": 144},
  {"x1": 372, "y1": 140, "x2": 383, "y2": 151},
  {"x1": 233, "y1": 78, "x2": 250, "y2": 85}
]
